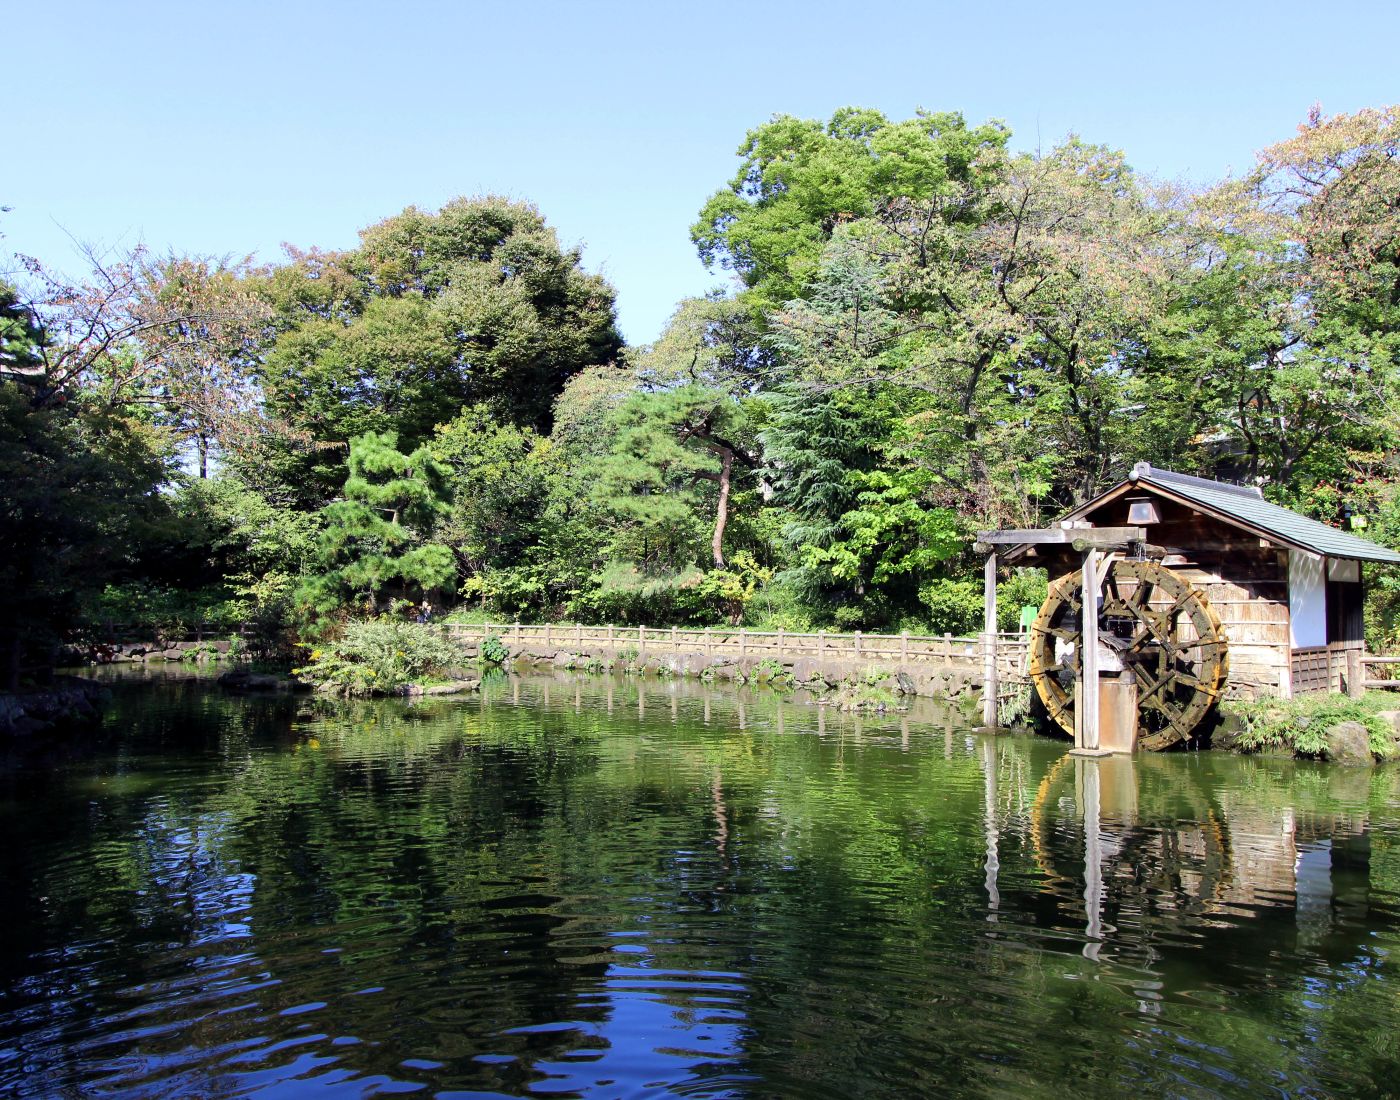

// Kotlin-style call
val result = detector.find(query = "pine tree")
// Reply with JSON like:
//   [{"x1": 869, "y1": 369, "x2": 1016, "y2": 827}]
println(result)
[{"x1": 302, "y1": 431, "x2": 454, "y2": 616}]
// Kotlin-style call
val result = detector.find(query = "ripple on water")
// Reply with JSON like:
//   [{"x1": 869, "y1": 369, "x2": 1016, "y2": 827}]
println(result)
[{"x1": 2, "y1": 672, "x2": 1400, "y2": 1097}]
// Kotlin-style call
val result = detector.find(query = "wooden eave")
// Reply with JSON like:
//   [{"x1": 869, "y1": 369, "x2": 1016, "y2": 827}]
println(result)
[{"x1": 1000, "y1": 478, "x2": 1319, "y2": 564}]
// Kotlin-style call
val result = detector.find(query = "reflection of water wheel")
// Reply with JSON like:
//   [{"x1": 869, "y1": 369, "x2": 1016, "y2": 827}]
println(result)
[{"x1": 1027, "y1": 559, "x2": 1228, "y2": 750}]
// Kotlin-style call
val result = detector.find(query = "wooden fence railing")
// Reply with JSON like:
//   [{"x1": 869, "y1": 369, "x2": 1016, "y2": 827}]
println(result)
[
  {"x1": 1363, "y1": 654, "x2": 1400, "y2": 691},
  {"x1": 440, "y1": 622, "x2": 1030, "y2": 678},
  {"x1": 1292, "y1": 642, "x2": 1400, "y2": 697},
  {"x1": 82, "y1": 623, "x2": 254, "y2": 643}
]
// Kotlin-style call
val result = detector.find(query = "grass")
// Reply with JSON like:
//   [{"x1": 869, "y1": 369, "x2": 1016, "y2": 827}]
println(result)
[{"x1": 1220, "y1": 690, "x2": 1399, "y2": 760}]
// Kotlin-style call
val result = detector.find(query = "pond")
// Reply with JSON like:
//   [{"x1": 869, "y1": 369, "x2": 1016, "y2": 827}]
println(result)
[{"x1": 2, "y1": 669, "x2": 1399, "y2": 1098}]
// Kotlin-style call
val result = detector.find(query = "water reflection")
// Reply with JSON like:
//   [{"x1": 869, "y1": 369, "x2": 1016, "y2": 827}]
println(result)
[{"x1": 1, "y1": 668, "x2": 1399, "y2": 1097}]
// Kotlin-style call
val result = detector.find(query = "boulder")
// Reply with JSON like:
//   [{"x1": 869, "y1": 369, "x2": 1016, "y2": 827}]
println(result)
[
  {"x1": 217, "y1": 668, "x2": 307, "y2": 693},
  {"x1": 1324, "y1": 720, "x2": 1374, "y2": 766},
  {"x1": 678, "y1": 652, "x2": 713, "y2": 676},
  {"x1": 405, "y1": 679, "x2": 481, "y2": 696},
  {"x1": 1375, "y1": 710, "x2": 1400, "y2": 735},
  {"x1": 1210, "y1": 710, "x2": 1250, "y2": 752},
  {"x1": 894, "y1": 671, "x2": 917, "y2": 696},
  {"x1": 0, "y1": 677, "x2": 109, "y2": 736}
]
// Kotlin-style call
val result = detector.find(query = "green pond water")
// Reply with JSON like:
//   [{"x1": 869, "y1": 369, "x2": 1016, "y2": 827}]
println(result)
[{"x1": 3, "y1": 669, "x2": 1400, "y2": 1098}]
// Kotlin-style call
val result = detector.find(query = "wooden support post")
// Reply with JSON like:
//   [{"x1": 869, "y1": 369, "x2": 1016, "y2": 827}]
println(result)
[
  {"x1": 544, "y1": 622, "x2": 552, "y2": 645},
  {"x1": 639, "y1": 624, "x2": 646, "y2": 657},
  {"x1": 983, "y1": 551, "x2": 999, "y2": 728},
  {"x1": 901, "y1": 632, "x2": 909, "y2": 664},
  {"x1": 854, "y1": 631, "x2": 862, "y2": 658},
  {"x1": 1079, "y1": 548, "x2": 1100, "y2": 751},
  {"x1": 1348, "y1": 647, "x2": 1364, "y2": 699},
  {"x1": 704, "y1": 628, "x2": 712, "y2": 657}
]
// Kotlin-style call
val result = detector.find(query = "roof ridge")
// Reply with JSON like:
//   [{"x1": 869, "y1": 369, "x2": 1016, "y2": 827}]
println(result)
[{"x1": 1130, "y1": 462, "x2": 1263, "y2": 499}]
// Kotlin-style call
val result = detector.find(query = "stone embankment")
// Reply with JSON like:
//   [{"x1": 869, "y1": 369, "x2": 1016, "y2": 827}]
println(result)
[
  {"x1": 0, "y1": 676, "x2": 111, "y2": 736},
  {"x1": 443, "y1": 622, "x2": 1024, "y2": 707},
  {"x1": 84, "y1": 639, "x2": 236, "y2": 665}
]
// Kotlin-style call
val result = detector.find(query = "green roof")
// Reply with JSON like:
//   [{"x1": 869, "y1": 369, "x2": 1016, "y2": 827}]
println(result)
[{"x1": 1126, "y1": 463, "x2": 1400, "y2": 564}]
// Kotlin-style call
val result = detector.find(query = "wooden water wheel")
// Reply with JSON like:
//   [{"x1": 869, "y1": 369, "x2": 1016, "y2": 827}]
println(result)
[{"x1": 1027, "y1": 559, "x2": 1228, "y2": 750}]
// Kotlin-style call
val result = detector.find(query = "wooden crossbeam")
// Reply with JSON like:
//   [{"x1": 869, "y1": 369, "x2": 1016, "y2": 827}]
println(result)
[{"x1": 976, "y1": 526, "x2": 1146, "y2": 551}]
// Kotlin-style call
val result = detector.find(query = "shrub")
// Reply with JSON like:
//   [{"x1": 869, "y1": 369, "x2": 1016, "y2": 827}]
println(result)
[
  {"x1": 570, "y1": 562, "x2": 713, "y2": 625},
  {"x1": 742, "y1": 575, "x2": 816, "y2": 631},
  {"x1": 294, "y1": 619, "x2": 469, "y2": 697},
  {"x1": 998, "y1": 568, "x2": 1048, "y2": 632},
  {"x1": 917, "y1": 578, "x2": 982, "y2": 635},
  {"x1": 479, "y1": 633, "x2": 510, "y2": 665},
  {"x1": 1221, "y1": 691, "x2": 1397, "y2": 759}
]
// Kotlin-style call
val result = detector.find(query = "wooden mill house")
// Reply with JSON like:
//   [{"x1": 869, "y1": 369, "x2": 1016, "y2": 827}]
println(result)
[{"x1": 1004, "y1": 463, "x2": 1400, "y2": 701}]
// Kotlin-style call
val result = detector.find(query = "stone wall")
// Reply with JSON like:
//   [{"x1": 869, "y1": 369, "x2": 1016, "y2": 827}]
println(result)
[
  {"x1": 76, "y1": 639, "x2": 235, "y2": 665},
  {"x1": 484, "y1": 640, "x2": 999, "y2": 704}
]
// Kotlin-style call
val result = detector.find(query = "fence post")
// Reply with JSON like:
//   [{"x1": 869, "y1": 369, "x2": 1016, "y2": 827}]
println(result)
[
  {"x1": 704, "y1": 627, "x2": 712, "y2": 657},
  {"x1": 608, "y1": 623, "x2": 615, "y2": 651},
  {"x1": 740, "y1": 630, "x2": 747, "y2": 659},
  {"x1": 901, "y1": 631, "x2": 909, "y2": 664},
  {"x1": 639, "y1": 624, "x2": 646, "y2": 657},
  {"x1": 671, "y1": 625, "x2": 678, "y2": 651},
  {"x1": 576, "y1": 623, "x2": 582, "y2": 649},
  {"x1": 854, "y1": 631, "x2": 862, "y2": 658},
  {"x1": 818, "y1": 630, "x2": 825, "y2": 655},
  {"x1": 513, "y1": 622, "x2": 521, "y2": 650},
  {"x1": 1348, "y1": 647, "x2": 1364, "y2": 699},
  {"x1": 777, "y1": 627, "x2": 784, "y2": 656},
  {"x1": 544, "y1": 622, "x2": 552, "y2": 646}
]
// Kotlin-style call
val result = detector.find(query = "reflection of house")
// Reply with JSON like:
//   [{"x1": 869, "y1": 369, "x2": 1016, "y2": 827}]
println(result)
[{"x1": 1008, "y1": 464, "x2": 1400, "y2": 698}]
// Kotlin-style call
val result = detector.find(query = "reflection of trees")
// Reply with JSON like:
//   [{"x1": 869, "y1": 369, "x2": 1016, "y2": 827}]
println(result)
[{"x1": 6, "y1": 671, "x2": 1400, "y2": 1096}]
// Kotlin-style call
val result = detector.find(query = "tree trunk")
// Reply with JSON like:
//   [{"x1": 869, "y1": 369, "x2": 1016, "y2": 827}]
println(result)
[{"x1": 712, "y1": 447, "x2": 733, "y2": 568}]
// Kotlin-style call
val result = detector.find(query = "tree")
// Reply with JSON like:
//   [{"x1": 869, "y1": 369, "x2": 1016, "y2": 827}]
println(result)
[
  {"x1": 0, "y1": 392, "x2": 170, "y2": 686},
  {"x1": 594, "y1": 384, "x2": 760, "y2": 570},
  {"x1": 16, "y1": 246, "x2": 268, "y2": 469},
  {"x1": 301, "y1": 431, "x2": 454, "y2": 618},
  {"x1": 762, "y1": 383, "x2": 962, "y2": 624},
  {"x1": 258, "y1": 197, "x2": 623, "y2": 499},
  {"x1": 431, "y1": 406, "x2": 562, "y2": 578},
  {"x1": 692, "y1": 107, "x2": 1010, "y2": 316}
]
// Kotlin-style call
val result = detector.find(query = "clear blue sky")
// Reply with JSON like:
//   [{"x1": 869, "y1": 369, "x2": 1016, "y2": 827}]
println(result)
[{"x1": 5, "y1": 0, "x2": 1397, "y2": 344}]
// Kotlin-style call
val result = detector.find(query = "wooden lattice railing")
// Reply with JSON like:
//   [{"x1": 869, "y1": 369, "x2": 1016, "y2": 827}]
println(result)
[{"x1": 1290, "y1": 642, "x2": 1399, "y2": 697}]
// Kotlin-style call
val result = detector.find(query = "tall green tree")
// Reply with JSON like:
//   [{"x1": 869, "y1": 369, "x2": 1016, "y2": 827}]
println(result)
[
  {"x1": 258, "y1": 197, "x2": 623, "y2": 500},
  {"x1": 692, "y1": 107, "x2": 1010, "y2": 317},
  {"x1": 301, "y1": 431, "x2": 454, "y2": 618},
  {"x1": 0, "y1": 283, "x2": 171, "y2": 684}
]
